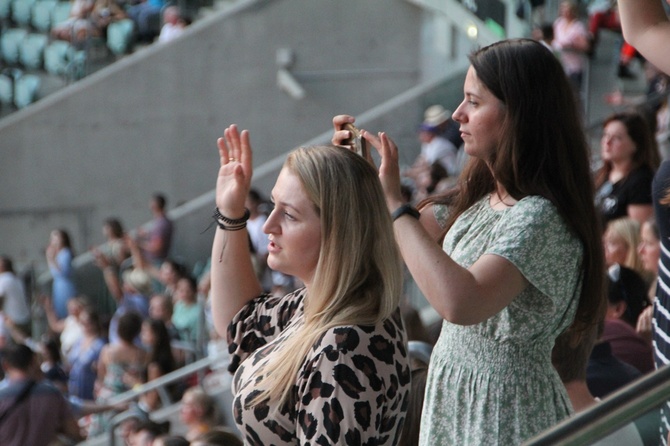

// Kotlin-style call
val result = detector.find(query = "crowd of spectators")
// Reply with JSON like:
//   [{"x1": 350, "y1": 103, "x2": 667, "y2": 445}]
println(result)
[
  {"x1": 3, "y1": 1, "x2": 670, "y2": 445},
  {"x1": 0, "y1": 192, "x2": 254, "y2": 444}
]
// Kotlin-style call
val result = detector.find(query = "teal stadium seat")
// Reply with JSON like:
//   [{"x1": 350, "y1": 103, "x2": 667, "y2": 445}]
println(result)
[
  {"x1": 0, "y1": 73, "x2": 13, "y2": 107},
  {"x1": 14, "y1": 73, "x2": 40, "y2": 108},
  {"x1": 11, "y1": 0, "x2": 37, "y2": 28},
  {"x1": 44, "y1": 40, "x2": 85, "y2": 79},
  {"x1": 50, "y1": 1, "x2": 71, "y2": 29},
  {"x1": 1, "y1": 28, "x2": 28, "y2": 65},
  {"x1": 19, "y1": 33, "x2": 48, "y2": 70},
  {"x1": 107, "y1": 19, "x2": 135, "y2": 56},
  {"x1": 44, "y1": 39, "x2": 73, "y2": 75},
  {"x1": 0, "y1": 0, "x2": 12, "y2": 22},
  {"x1": 31, "y1": 0, "x2": 58, "y2": 33}
]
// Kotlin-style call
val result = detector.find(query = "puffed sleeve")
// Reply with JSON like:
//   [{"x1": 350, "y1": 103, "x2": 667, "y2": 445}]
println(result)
[
  {"x1": 227, "y1": 287, "x2": 307, "y2": 374},
  {"x1": 486, "y1": 197, "x2": 583, "y2": 308},
  {"x1": 293, "y1": 325, "x2": 409, "y2": 445}
]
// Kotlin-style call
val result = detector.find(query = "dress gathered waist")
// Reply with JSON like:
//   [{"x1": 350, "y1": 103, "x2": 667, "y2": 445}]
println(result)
[{"x1": 433, "y1": 325, "x2": 554, "y2": 379}]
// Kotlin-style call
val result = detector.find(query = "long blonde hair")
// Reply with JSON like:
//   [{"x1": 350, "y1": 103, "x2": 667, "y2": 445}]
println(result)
[
  {"x1": 605, "y1": 217, "x2": 646, "y2": 276},
  {"x1": 250, "y1": 145, "x2": 403, "y2": 407}
]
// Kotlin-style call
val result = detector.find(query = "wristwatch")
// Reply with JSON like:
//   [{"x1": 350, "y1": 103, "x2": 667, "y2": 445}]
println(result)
[{"x1": 391, "y1": 203, "x2": 420, "y2": 221}]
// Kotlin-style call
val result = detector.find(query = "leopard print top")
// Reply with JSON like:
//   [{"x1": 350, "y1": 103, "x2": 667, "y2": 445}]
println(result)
[{"x1": 227, "y1": 287, "x2": 410, "y2": 445}]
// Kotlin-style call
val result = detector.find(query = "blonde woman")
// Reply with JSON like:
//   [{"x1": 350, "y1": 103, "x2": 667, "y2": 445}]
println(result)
[
  {"x1": 603, "y1": 217, "x2": 652, "y2": 284},
  {"x1": 210, "y1": 126, "x2": 409, "y2": 445}
]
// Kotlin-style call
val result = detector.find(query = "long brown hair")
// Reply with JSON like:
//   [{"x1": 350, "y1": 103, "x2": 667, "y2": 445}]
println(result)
[
  {"x1": 594, "y1": 110, "x2": 660, "y2": 189},
  {"x1": 423, "y1": 39, "x2": 605, "y2": 341}
]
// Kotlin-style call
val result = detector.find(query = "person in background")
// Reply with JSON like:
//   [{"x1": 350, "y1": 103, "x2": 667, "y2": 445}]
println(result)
[
  {"x1": 158, "y1": 6, "x2": 187, "y2": 43},
  {"x1": 552, "y1": 1, "x2": 591, "y2": 94},
  {"x1": 0, "y1": 256, "x2": 31, "y2": 338},
  {"x1": 46, "y1": 228, "x2": 77, "y2": 320},
  {"x1": 97, "y1": 217, "x2": 130, "y2": 273},
  {"x1": 0, "y1": 344, "x2": 82, "y2": 446},
  {"x1": 603, "y1": 265, "x2": 654, "y2": 374},
  {"x1": 171, "y1": 275, "x2": 203, "y2": 344},
  {"x1": 616, "y1": 25, "x2": 670, "y2": 439},
  {"x1": 552, "y1": 321, "x2": 651, "y2": 446},
  {"x1": 67, "y1": 307, "x2": 105, "y2": 401},
  {"x1": 191, "y1": 428, "x2": 243, "y2": 446},
  {"x1": 136, "y1": 193, "x2": 173, "y2": 265},
  {"x1": 602, "y1": 218, "x2": 651, "y2": 284},
  {"x1": 134, "y1": 318, "x2": 176, "y2": 412},
  {"x1": 178, "y1": 386, "x2": 218, "y2": 442},
  {"x1": 43, "y1": 295, "x2": 87, "y2": 358},
  {"x1": 127, "y1": 0, "x2": 165, "y2": 42},
  {"x1": 635, "y1": 218, "x2": 661, "y2": 342},
  {"x1": 594, "y1": 111, "x2": 659, "y2": 226}
]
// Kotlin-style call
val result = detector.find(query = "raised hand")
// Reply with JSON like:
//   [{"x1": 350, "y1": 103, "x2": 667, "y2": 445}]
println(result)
[
  {"x1": 216, "y1": 125, "x2": 253, "y2": 217},
  {"x1": 360, "y1": 130, "x2": 404, "y2": 210}
]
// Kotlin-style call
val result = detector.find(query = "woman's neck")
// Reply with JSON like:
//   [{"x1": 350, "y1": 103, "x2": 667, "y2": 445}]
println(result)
[
  {"x1": 609, "y1": 159, "x2": 633, "y2": 183},
  {"x1": 489, "y1": 183, "x2": 517, "y2": 209}
]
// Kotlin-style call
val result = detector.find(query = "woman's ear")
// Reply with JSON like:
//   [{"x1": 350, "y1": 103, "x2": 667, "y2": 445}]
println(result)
[{"x1": 606, "y1": 300, "x2": 627, "y2": 320}]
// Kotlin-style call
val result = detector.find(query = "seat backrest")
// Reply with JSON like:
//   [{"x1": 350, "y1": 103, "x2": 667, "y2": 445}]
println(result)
[
  {"x1": 0, "y1": 73, "x2": 13, "y2": 106},
  {"x1": 31, "y1": 0, "x2": 58, "y2": 33},
  {"x1": 14, "y1": 73, "x2": 40, "y2": 109},
  {"x1": 10, "y1": 0, "x2": 37, "y2": 27},
  {"x1": 51, "y1": 1, "x2": 72, "y2": 27},
  {"x1": 0, "y1": 0, "x2": 12, "y2": 20},
  {"x1": 107, "y1": 19, "x2": 135, "y2": 56},
  {"x1": 44, "y1": 40, "x2": 72, "y2": 76},
  {"x1": 0, "y1": 28, "x2": 28, "y2": 65},
  {"x1": 19, "y1": 33, "x2": 48, "y2": 70}
]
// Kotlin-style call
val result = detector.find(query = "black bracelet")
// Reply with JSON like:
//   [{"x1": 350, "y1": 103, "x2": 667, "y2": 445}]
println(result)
[
  {"x1": 215, "y1": 221, "x2": 247, "y2": 231},
  {"x1": 391, "y1": 203, "x2": 420, "y2": 221},
  {"x1": 213, "y1": 207, "x2": 250, "y2": 225}
]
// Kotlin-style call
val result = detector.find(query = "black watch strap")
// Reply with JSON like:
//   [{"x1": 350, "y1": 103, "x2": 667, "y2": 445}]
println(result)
[{"x1": 391, "y1": 203, "x2": 420, "y2": 221}]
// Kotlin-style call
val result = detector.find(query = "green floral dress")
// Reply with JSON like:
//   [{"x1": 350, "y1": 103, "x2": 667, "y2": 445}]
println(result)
[{"x1": 420, "y1": 196, "x2": 582, "y2": 445}]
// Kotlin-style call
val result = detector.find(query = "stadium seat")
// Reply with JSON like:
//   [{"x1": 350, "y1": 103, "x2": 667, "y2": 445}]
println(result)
[
  {"x1": 44, "y1": 39, "x2": 85, "y2": 79},
  {"x1": 14, "y1": 73, "x2": 40, "y2": 108},
  {"x1": 31, "y1": 0, "x2": 58, "y2": 33},
  {"x1": 0, "y1": 0, "x2": 11, "y2": 22},
  {"x1": 0, "y1": 28, "x2": 28, "y2": 65},
  {"x1": 0, "y1": 72, "x2": 13, "y2": 107},
  {"x1": 50, "y1": 1, "x2": 71, "y2": 29},
  {"x1": 107, "y1": 19, "x2": 135, "y2": 56},
  {"x1": 19, "y1": 33, "x2": 48, "y2": 70},
  {"x1": 11, "y1": 0, "x2": 37, "y2": 28},
  {"x1": 43, "y1": 39, "x2": 70, "y2": 75}
]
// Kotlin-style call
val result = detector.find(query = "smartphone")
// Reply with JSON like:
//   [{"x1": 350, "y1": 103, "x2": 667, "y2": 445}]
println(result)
[{"x1": 341, "y1": 123, "x2": 369, "y2": 159}]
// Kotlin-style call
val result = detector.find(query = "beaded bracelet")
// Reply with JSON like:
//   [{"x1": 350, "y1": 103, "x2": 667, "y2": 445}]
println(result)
[{"x1": 213, "y1": 207, "x2": 250, "y2": 231}]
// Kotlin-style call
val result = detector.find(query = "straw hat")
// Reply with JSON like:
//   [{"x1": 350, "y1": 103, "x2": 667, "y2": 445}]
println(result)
[
  {"x1": 123, "y1": 268, "x2": 153, "y2": 296},
  {"x1": 423, "y1": 105, "x2": 451, "y2": 127}
]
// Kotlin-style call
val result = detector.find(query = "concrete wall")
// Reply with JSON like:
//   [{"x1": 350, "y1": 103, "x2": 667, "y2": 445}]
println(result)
[{"x1": 0, "y1": 0, "x2": 431, "y2": 268}]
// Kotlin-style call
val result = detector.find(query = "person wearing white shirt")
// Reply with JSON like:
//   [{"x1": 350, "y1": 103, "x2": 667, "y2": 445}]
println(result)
[{"x1": 0, "y1": 256, "x2": 30, "y2": 336}]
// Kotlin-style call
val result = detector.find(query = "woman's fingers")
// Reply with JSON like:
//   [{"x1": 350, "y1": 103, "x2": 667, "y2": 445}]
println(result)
[{"x1": 331, "y1": 114, "x2": 355, "y2": 146}]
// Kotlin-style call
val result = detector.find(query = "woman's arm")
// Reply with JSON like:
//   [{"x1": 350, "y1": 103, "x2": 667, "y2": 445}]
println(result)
[
  {"x1": 619, "y1": 0, "x2": 670, "y2": 74},
  {"x1": 210, "y1": 126, "x2": 264, "y2": 337},
  {"x1": 419, "y1": 203, "x2": 446, "y2": 242},
  {"x1": 364, "y1": 127, "x2": 528, "y2": 325}
]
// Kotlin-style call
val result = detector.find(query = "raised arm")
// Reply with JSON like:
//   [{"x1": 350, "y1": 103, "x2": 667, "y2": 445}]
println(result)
[
  {"x1": 210, "y1": 125, "x2": 264, "y2": 337},
  {"x1": 361, "y1": 128, "x2": 527, "y2": 325},
  {"x1": 619, "y1": 0, "x2": 670, "y2": 74}
]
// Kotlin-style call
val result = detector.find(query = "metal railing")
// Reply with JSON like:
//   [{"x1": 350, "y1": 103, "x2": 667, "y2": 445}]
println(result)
[
  {"x1": 525, "y1": 364, "x2": 670, "y2": 445},
  {"x1": 79, "y1": 353, "x2": 230, "y2": 446}
]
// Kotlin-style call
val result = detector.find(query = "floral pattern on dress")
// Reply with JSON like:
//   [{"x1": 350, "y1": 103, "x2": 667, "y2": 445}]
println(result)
[{"x1": 419, "y1": 195, "x2": 583, "y2": 445}]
